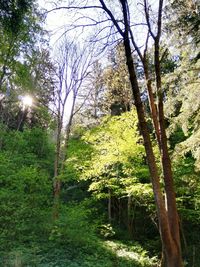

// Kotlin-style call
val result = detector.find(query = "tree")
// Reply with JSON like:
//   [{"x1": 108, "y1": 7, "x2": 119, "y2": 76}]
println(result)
[
  {"x1": 47, "y1": 1, "x2": 183, "y2": 265},
  {"x1": 81, "y1": 110, "x2": 152, "y2": 235},
  {"x1": 165, "y1": 0, "x2": 200, "y2": 49},
  {"x1": 74, "y1": 60, "x2": 106, "y2": 128},
  {"x1": 103, "y1": 43, "x2": 133, "y2": 115},
  {"x1": 0, "y1": 0, "x2": 44, "y2": 89},
  {"x1": 164, "y1": 1, "x2": 200, "y2": 172},
  {"x1": 0, "y1": 48, "x2": 56, "y2": 130},
  {"x1": 115, "y1": 1, "x2": 182, "y2": 265},
  {"x1": 53, "y1": 38, "x2": 93, "y2": 218},
  {"x1": 0, "y1": 0, "x2": 51, "y2": 130}
]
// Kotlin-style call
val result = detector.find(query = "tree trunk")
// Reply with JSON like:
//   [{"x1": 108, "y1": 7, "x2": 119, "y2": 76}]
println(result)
[
  {"x1": 118, "y1": 198, "x2": 122, "y2": 226},
  {"x1": 143, "y1": 59, "x2": 161, "y2": 149},
  {"x1": 111, "y1": 1, "x2": 184, "y2": 264},
  {"x1": 53, "y1": 110, "x2": 62, "y2": 219},
  {"x1": 123, "y1": 29, "x2": 167, "y2": 245},
  {"x1": 17, "y1": 108, "x2": 28, "y2": 131},
  {"x1": 120, "y1": 3, "x2": 183, "y2": 263},
  {"x1": 154, "y1": 39, "x2": 182, "y2": 265},
  {"x1": 108, "y1": 189, "x2": 112, "y2": 222},
  {"x1": 60, "y1": 95, "x2": 76, "y2": 170},
  {"x1": 127, "y1": 196, "x2": 134, "y2": 238}
]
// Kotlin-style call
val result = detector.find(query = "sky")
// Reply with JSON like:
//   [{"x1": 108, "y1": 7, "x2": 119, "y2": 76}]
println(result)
[
  {"x1": 36, "y1": 0, "x2": 160, "y2": 123},
  {"x1": 38, "y1": 0, "x2": 70, "y2": 47},
  {"x1": 37, "y1": 0, "x2": 77, "y2": 124},
  {"x1": 37, "y1": 0, "x2": 160, "y2": 55}
]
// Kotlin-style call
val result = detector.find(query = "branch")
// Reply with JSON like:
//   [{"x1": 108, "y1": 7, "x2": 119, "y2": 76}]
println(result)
[
  {"x1": 99, "y1": 0, "x2": 124, "y2": 36},
  {"x1": 156, "y1": 0, "x2": 164, "y2": 41},
  {"x1": 144, "y1": 0, "x2": 156, "y2": 40},
  {"x1": 72, "y1": 88, "x2": 91, "y2": 117},
  {"x1": 45, "y1": 5, "x2": 103, "y2": 14},
  {"x1": 143, "y1": 31, "x2": 150, "y2": 58},
  {"x1": 119, "y1": 0, "x2": 129, "y2": 35},
  {"x1": 129, "y1": 28, "x2": 143, "y2": 61},
  {"x1": 160, "y1": 48, "x2": 168, "y2": 63}
]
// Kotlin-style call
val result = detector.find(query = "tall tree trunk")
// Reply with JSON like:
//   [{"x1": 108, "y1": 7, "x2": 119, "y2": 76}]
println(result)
[
  {"x1": 124, "y1": 35, "x2": 182, "y2": 267},
  {"x1": 53, "y1": 94, "x2": 76, "y2": 219},
  {"x1": 143, "y1": 59, "x2": 161, "y2": 149},
  {"x1": 53, "y1": 109, "x2": 62, "y2": 219},
  {"x1": 119, "y1": 2, "x2": 183, "y2": 265},
  {"x1": 60, "y1": 95, "x2": 76, "y2": 170},
  {"x1": 154, "y1": 39, "x2": 182, "y2": 265},
  {"x1": 115, "y1": 1, "x2": 183, "y2": 265},
  {"x1": 108, "y1": 189, "x2": 112, "y2": 222},
  {"x1": 123, "y1": 29, "x2": 168, "y2": 250}
]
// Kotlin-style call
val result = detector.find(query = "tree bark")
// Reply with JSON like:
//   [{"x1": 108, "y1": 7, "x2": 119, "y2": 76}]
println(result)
[
  {"x1": 118, "y1": 1, "x2": 183, "y2": 266},
  {"x1": 108, "y1": 189, "x2": 112, "y2": 222},
  {"x1": 127, "y1": 196, "x2": 134, "y2": 238},
  {"x1": 143, "y1": 58, "x2": 161, "y2": 149},
  {"x1": 154, "y1": 38, "x2": 182, "y2": 266},
  {"x1": 53, "y1": 106, "x2": 62, "y2": 219},
  {"x1": 60, "y1": 94, "x2": 76, "y2": 171},
  {"x1": 124, "y1": 32, "x2": 182, "y2": 267},
  {"x1": 118, "y1": 198, "x2": 122, "y2": 226}
]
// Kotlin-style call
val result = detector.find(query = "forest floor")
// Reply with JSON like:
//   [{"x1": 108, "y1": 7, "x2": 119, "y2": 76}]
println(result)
[{"x1": 0, "y1": 238, "x2": 158, "y2": 267}]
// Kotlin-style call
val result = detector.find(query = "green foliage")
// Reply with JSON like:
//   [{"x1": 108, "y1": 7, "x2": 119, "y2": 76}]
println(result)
[
  {"x1": 0, "y1": 127, "x2": 54, "y2": 250},
  {"x1": 50, "y1": 200, "x2": 98, "y2": 245},
  {"x1": 0, "y1": 0, "x2": 44, "y2": 79},
  {"x1": 0, "y1": 199, "x2": 157, "y2": 267},
  {"x1": 0, "y1": 0, "x2": 52, "y2": 131},
  {"x1": 164, "y1": 46, "x2": 200, "y2": 172},
  {"x1": 98, "y1": 224, "x2": 116, "y2": 238},
  {"x1": 164, "y1": 19, "x2": 200, "y2": 170},
  {"x1": 165, "y1": 0, "x2": 200, "y2": 46},
  {"x1": 0, "y1": 0, "x2": 34, "y2": 35},
  {"x1": 1, "y1": 1, "x2": 200, "y2": 265},
  {"x1": 103, "y1": 43, "x2": 132, "y2": 114},
  {"x1": 81, "y1": 110, "x2": 151, "y2": 202},
  {"x1": 0, "y1": 48, "x2": 55, "y2": 130},
  {"x1": 173, "y1": 157, "x2": 200, "y2": 224},
  {"x1": 64, "y1": 136, "x2": 94, "y2": 182}
]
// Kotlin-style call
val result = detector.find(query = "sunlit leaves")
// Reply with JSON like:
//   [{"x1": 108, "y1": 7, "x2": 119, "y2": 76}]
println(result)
[{"x1": 81, "y1": 110, "x2": 150, "y2": 200}]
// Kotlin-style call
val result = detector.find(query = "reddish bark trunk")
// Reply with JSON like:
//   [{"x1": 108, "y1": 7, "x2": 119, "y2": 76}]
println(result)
[
  {"x1": 122, "y1": 27, "x2": 171, "y2": 247},
  {"x1": 125, "y1": 35, "x2": 182, "y2": 267},
  {"x1": 154, "y1": 39, "x2": 182, "y2": 264},
  {"x1": 120, "y1": 2, "x2": 183, "y2": 265},
  {"x1": 143, "y1": 60, "x2": 161, "y2": 149}
]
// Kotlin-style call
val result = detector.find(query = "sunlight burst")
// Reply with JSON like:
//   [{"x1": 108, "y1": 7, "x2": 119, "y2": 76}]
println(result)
[{"x1": 22, "y1": 95, "x2": 33, "y2": 107}]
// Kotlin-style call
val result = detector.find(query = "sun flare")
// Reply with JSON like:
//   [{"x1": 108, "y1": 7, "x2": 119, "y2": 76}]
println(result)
[{"x1": 22, "y1": 95, "x2": 33, "y2": 107}]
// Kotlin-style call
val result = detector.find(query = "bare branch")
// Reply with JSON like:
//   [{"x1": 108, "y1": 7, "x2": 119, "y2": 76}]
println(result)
[
  {"x1": 129, "y1": 28, "x2": 143, "y2": 61},
  {"x1": 144, "y1": 0, "x2": 156, "y2": 40},
  {"x1": 143, "y1": 31, "x2": 150, "y2": 58},
  {"x1": 99, "y1": 0, "x2": 124, "y2": 36},
  {"x1": 45, "y1": 5, "x2": 103, "y2": 14}
]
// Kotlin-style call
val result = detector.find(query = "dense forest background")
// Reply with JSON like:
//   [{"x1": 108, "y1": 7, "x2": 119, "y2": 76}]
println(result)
[{"x1": 0, "y1": 0, "x2": 199, "y2": 266}]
